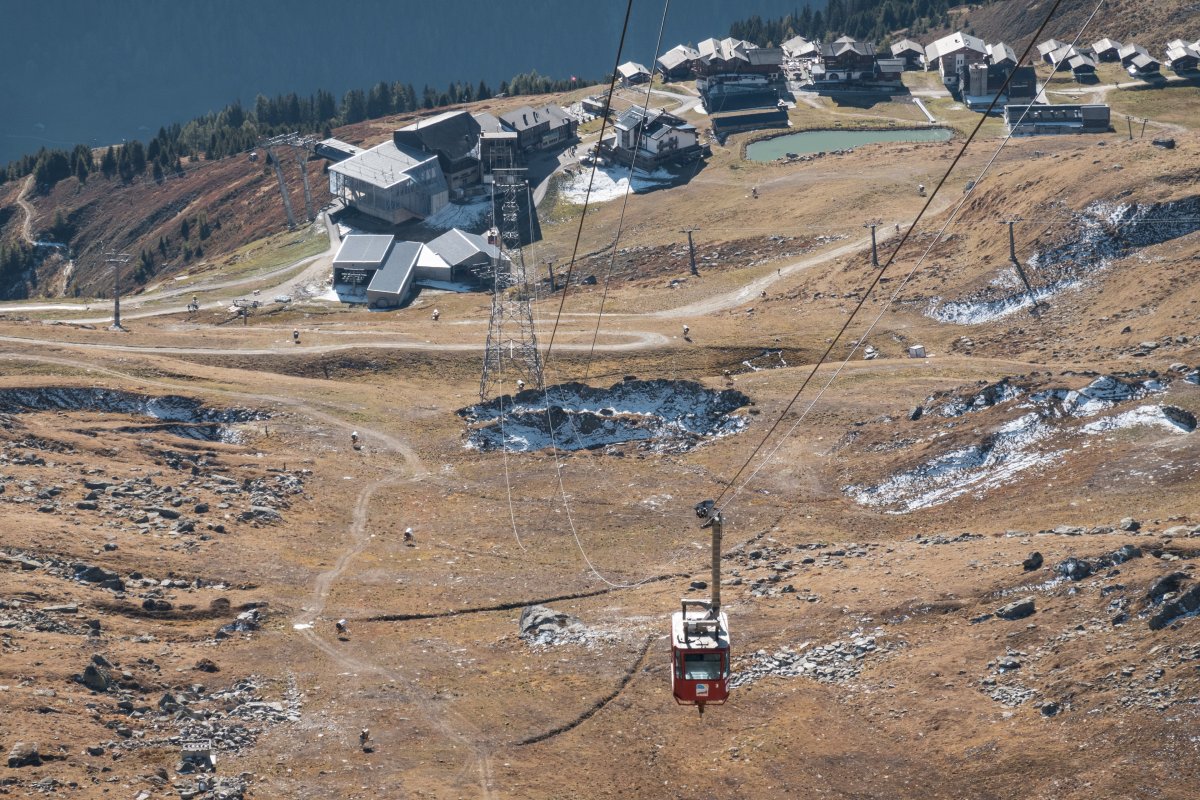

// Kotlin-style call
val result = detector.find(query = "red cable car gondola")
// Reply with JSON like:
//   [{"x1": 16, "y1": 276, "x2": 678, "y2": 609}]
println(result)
[
  {"x1": 671, "y1": 599, "x2": 730, "y2": 712},
  {"x1": 671, "y1": 501, "x2": 732, "y2": 715}
]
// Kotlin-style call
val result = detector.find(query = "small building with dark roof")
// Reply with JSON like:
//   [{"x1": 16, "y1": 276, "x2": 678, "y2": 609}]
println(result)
[
  {"x1": 987, "y1": 42, "x2": 1018, "y2": 68},
  {"x1": 426, "y1": 228, "x2": 499, "y2": 284},
  {"x1": 1004, "y1": 103, "x2": 1111, "y2": 135},
  {"x1": 617, "y1": 61, "x2": 652, "y2": 85},
  {"x1": 1165, "y1": 43, "x2": 1200, "y2": 73},
  {"x1": 366, "y1": 240, "x2": 421, "y2": 309},
  {"x1": 783, "y1": 36, "x2": 820, "y2": 60},
  {"x1": 1037, "y1": 39, "x2": 1067, "y2": 63},
  {"x1": 1091, "y1": 38, "x2": 1123, "y2": 61},
  {"x1": 890, "y1": 38, "x2": 925, "y2": 69},
  {"x1": 602, "y1": 106, "x2": 703, "y2": 169},
  {"x1": 925, "y1": 32, "x2": 988, "y2": 88},
  {"x1": 656, "y1": 45, "x2": 699, "y2": 80},
  {"x1": 1067, "y1": 52, "x2": 1098, "y2": 79},
  {"x1": 333, "y1": 234, "x2": 393, "y2": 287},
  {"x1": 499, "y1": 105, "x2": 577, "y2": 152}
]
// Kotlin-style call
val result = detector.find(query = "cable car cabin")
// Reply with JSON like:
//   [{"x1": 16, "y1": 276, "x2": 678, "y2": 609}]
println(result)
[{"x1": 671, "y1": 599, "x2": 730, "y2": 711}]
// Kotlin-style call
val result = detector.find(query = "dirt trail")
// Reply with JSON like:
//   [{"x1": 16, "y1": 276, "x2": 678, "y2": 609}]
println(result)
[
  {"x1": 0, "y1": 351, "x2": 498, "y2": 798},
  {"x1": 16, "y1": 176, "x2": 36, "y2": 245}
]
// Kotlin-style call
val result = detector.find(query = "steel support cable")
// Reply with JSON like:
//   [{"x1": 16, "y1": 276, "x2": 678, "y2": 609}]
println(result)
[
  {"x1": 519, "y1": 0, "x2": 700, "y2": 589},
  {"x1": 711, "y1": 0, "x2": 1089, "y2": 513},
  {"x1": 543, "y1": 0, "x2": 636, "y2": 365},
  {"x1": 581, "y1": 0, "x2": 672, "y2": 381}
]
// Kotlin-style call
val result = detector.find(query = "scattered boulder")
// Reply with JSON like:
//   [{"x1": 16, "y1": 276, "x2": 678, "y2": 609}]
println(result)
[
  {"x1": 7, "y1": 741, "x2": 41, "y2": 768},
  {"x1": 519, "y1": 604, "x2": 584, "y2": 644},
  {"x1": 142, "y1": 598, "x2": 173, "y2": 612},
  {"x1": 81, "y1": 658, "x2": 113, "y2": 692},
  {"x1": 1146, "y1": 572, "x2": 1189, "y2": 604},
  {"x1": 1022, "y1": 552, "x2": 1043, "y2": 571},
  {"x1": 996, "y1": 596, "x2": 1036, "y2": 620},
  {"x1": 1149, "y1": 584, "x2": 1200, "y2": 631},
  {"x1": 1056, "y1": 557, "x2": 1093, "y2": 581},
  {"x1": 75, "y1": 563, "x2": 119, "y2": 583},
  {"x1": 1111, "y1": 544, "x2": 1142, "y2": 564},
  {"x1": 1119, "y1": 517, "x2": 1140, "y2": 532},
  {"x1": 193, "y1": 658, "x2": 220, "y2": 673}
]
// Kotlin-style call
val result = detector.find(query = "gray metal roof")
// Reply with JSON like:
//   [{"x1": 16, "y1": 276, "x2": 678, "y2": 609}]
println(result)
[
  {"x1": 328, "y1": 139, "x2": 440, "y2": 190},
  {"x1": 618, "y1": 61, "x2": 650, "y2": 78},
  {"x1": 427, "y1": 228, "x2": 498, "y2": 266},
  {"x1": 657, "y1": 44, "x2": 699, "y2": 70},
  {"x1": 926, "y1": 32, "x2": 987, "y2": 63},
  {"x1": 1037, "y1": 38, "x2": 1067, "y2": 56},
  {"x1": 500, "y1": 104, "x2": 570, "y2": 132},
  {"x1": 1091, "y1": 38, "x2": 1123, "y2": 53},
  {"x1": 472, "y1": 112, "x2": 504, "y2": 133},
  {"x1": 891, "y1": 38, "x2": 924, "y2": 56},
  {"x1": 368, "y1": 241, "x2": 421, "y2": 294},
  {"x1": 333, "y1": 234, "x2": 394, "y2": 265},
  {"x1": 988, "y1": 42, "x2": 1017, "y2": 64}
]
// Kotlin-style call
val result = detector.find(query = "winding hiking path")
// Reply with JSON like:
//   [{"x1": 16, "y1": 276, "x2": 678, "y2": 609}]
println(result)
[{"x1": 16, "y1": 176, "x2": 37, "y2": 245}]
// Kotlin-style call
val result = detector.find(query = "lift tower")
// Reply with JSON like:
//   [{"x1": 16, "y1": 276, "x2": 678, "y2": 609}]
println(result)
[
  {"x1": 260, "y1": 133, "x2": 319, "y2": 230},
  {"x1": 478, "y1": 168, "x2": 543, "y2": 401}
]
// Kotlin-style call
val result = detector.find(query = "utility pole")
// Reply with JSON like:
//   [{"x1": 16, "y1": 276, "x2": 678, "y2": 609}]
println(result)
[
  {"x1": 104, "y1": 247, "x2": 132, "y2": 331},
  {"x1": 863, "y1": 221, "x2": 879, "y2": 267},
  {"x1": 1000, "y1": 218, "x2": 1041, "y2": 316},
  {"x1": 1139, "y1": 118, "x2": 1148, "y2": 138},
  {"x1": 1126, "y1": 115, "x2": 1133, "y2": 140},
  {"x1": 681, "y1": 228, "x2": 698, "y2": 276}
]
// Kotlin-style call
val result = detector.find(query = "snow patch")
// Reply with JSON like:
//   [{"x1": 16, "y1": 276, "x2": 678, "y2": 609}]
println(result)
[
  {"x1": 846, "y1": 374, "x2": 1190, "y2": 513},
  {"x1": 1080, "y1": 405, "x2": 1196, "y2": 434},
  {"x1": 559, "y1": 165, "x2": 679, "y2": 204},
  {"x1": 420, "y1": 196, "x2": 491, "y2": 231},
  {"x1": 927, "y1": 197, "x2": 1200, "y2": 324},
  {"x1": 459, "y1": 379, "x2": 750, "y2": 453},
  {"x1": 0, "y1": 387, "x2": 268, "y2": 443}
]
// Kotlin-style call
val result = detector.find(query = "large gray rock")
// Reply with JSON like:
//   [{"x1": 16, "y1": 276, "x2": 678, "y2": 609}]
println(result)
[
  {"x1": 1149, "y1": 584, "x2": 1200, "y2": 631},
  {"x1": 519, "y1": 604, "x2": 583, "y2": 643},
  {"x1": 996, "y1": 596, "x2": 1036, "y2": 620},
  {"x1": 1022, "y1": 552, "x2": 1043, "y2": 571},
  {"x1": 75, "y1": 564, "x2": 119, "y2": 583},
  {"x1": 1119, "y1": 517, "x2": 1140, "y2": 532},
  {"x1": 7, "y1": 741, "x2": 41, "y2": 768},
  {"x1": 1146, "y1": 572, "x2": 1189, "y2": 604}
]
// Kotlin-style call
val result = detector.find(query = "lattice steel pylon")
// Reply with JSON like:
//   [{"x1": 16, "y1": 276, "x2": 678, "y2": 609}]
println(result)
[
  {"x1": 479, "y1": 168, "x2": 543, "y2": 401},
  {"x1": 260, "y1": 132, "x2": 319, "y2": 230}
]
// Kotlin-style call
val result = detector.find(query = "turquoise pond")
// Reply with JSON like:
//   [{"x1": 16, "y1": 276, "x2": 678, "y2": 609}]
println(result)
[{"x1": 746, "y1": 127, "x2": 954, "y2": 161}]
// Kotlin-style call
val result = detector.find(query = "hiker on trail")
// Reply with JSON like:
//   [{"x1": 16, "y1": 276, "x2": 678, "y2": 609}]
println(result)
[
  {"x1": 336, "y1": 619, "x2": 349, "y2": 637},
  {"x1": 761, "y1": 290, "x2": 767, "y2": 299},
  {"x1": 917, "y1": 183, "x2": 926, "y2": 196},
  {"x1": 432, "y1": 308, "x2": 440, "y2": 321},
  {"x1": 682, "y1": 324, "x2": 690, "y2": 337},
  {"x1": 292, "y1": 329, "x2": 300, "y2": 343},
  {"x1": 516, "y1": 379, "x2": 525, "y2": 392},
  {"x1": 359, "y1": 728, "x2": 370, "y2": 748},
  {"x1": 350, "y1": 431, "x2": 359, "y2": 446},
  {"x1": 404, "y1": 527, "x2": 415, "y2": 543}
]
